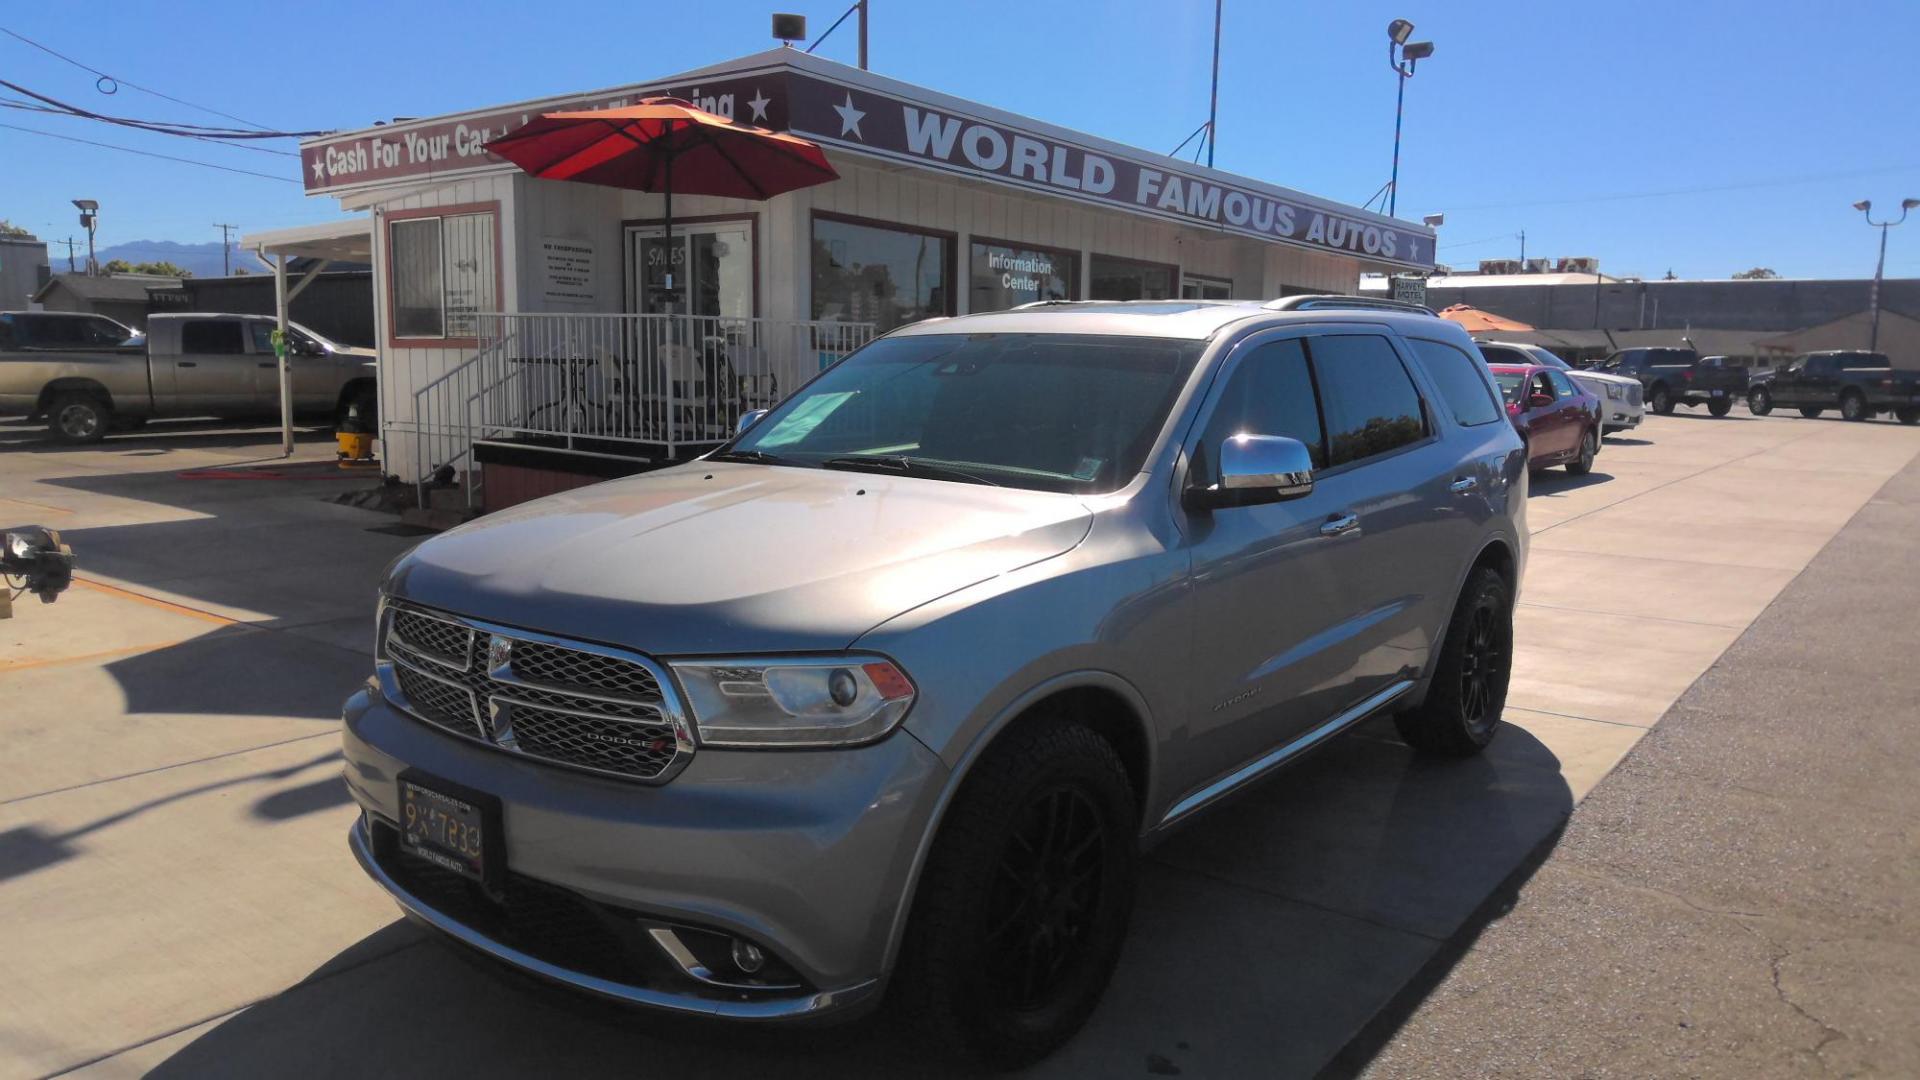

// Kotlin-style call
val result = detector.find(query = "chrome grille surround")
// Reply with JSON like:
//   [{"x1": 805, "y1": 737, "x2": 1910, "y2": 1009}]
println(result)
[{"x1": 376, "y1": 601, "x2": 695, "y2": 784}]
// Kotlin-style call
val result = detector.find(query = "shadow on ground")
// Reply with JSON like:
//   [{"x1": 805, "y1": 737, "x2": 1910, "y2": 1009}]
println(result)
[
  {"x1": 1528, "y1": 468, "x2": 1616, "y2": 493},
  {"x1": 146, "y1": 720, "x2": 1572, "y2": 1079}
]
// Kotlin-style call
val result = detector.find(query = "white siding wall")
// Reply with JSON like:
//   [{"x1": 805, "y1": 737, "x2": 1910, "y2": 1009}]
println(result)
[{"x1": 365, "y1": 156, "x2": 1364, "y2": 480}]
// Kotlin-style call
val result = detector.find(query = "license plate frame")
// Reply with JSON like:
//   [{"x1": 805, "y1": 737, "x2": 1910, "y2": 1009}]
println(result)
[
  {"x1": 1710, "y1": 389, "x2": 1726, "y2": 397},
  {"x1": 397, "y1": 769, "x2": 503, "y2": 889}
]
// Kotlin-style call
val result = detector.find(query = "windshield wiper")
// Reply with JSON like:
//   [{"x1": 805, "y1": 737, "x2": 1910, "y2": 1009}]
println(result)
[
  {"x1": 707, "y1": 449, "x2": 797, "y2": 466},
  {"x1": 820, "y1": 455, "x2": 1002, "y2": 486}
]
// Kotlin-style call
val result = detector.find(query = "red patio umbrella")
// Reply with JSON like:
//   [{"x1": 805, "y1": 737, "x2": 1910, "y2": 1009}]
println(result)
[{"x1": 485, "y1": 98, "x2": 838, "y2": 301}]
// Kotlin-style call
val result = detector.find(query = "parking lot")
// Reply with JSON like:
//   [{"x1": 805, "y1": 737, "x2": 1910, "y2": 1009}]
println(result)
[{"x1": 2, "y1": 409, "x2": 1917, "y2": 1079}]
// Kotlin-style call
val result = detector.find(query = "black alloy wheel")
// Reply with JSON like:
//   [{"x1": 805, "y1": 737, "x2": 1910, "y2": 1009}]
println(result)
[
  {"x1": 1394, "y1": 566, "x2": 1513, "y2": 757},
  {"x1": 897, "y1": 718, "x2": 1137, "y2": 1069},
  {"x1": 1457, "y1": 600, "x2": 1507, "y2": 737},
  {"x1": 1650, "y1": 384, "x2": 1674, "y2": 415},
  {"x1": 984, "y1": 786, "x2": 1108, "y2": 1011},
  {"x1": 1749, "y1": 386, "x2": 1774, "y2": 415}
]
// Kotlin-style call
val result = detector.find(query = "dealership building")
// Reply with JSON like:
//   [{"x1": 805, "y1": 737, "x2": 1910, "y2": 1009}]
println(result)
[{"x1": 268, "y1": 47, "x2": 1435, "y2": 502}]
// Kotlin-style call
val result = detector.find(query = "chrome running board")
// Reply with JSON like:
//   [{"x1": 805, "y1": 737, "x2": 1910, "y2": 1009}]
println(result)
[{"x1": 1158, "y1": 679, "x2": 1415, "y2": 828}]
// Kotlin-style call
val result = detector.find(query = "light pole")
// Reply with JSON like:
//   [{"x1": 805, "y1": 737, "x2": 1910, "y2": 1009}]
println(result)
[
  {"x1": 1385, "y1": 19, "x2": 1434, "y2": 218},
  {"x1": 1854, "y1": 198, "x2": 1917, "y2": 354},
  {"x1": 72, "y1": 199, "x2": 98, "y2": 276}
]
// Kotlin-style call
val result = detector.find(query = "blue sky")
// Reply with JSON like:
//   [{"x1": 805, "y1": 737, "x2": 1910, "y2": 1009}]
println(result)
[{"x1": 3, "y1": 0, "x2": 1916, "y2": 280}]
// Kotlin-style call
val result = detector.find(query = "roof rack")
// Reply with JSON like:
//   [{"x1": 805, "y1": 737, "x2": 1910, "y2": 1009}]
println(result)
[{"x1": 1262, "y1": 294, "x2": 1436, "y2": 316}]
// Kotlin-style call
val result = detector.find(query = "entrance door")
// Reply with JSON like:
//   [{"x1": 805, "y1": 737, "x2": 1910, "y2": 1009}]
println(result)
[{"x1": 625, "y1": 222, "x2": 753, "y2": 319}]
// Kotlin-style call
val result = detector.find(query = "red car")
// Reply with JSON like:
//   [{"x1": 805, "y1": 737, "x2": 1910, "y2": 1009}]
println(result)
[{"x1": 1489, "y1": 364, "x2": 1601, "y2": 474}]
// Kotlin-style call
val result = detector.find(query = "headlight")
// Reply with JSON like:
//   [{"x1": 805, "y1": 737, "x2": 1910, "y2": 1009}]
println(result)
[
  {"x1": 669, "y1": 656, "x2": 916, "y2": 747},
  {"x1": 1606, "y1": 383, "x2": 1626, "y2": 400}
]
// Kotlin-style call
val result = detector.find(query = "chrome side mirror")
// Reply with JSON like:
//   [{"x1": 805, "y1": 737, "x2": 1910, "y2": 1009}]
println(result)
[
  {"x1": 1189, "y1": 434, "x2": 1315, "y2": 510},
  {"x1": 736, "y1": 409, "x2": 769, "y2": 435}
]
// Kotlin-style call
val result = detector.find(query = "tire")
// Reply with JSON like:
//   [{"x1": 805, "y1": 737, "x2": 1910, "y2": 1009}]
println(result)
[
  {"x1": 1566, "y1": 427, "x2": 1597, "y2": 475},
  {"x1": 46, "y1": 391, "x2": 110, "y2": 444},
  {"x1": 896, "y1": 717, "x2": 1138, "y2": 1070},
  {"x1": 1394, "y1": 566, "x2": 1513, "y2": 757},
  {"x1": 1897, "y1": 407, "x2": 1920, "y2": 426},
  {"x1": 1799, "y1": 407, "x2": 1824, "y2": 419},
  {"x1": 1840, "y1": 390, "x2": 1869, "y2": 422},
  {"x1": 1649, "y1": 384, "x2": 1675, "y2": 415},
  {"x1": 1707, "y1": 398, "x2": 1733, "y2": 417},
  {"x1": 1748, "y1": 386, "x2": 1773, "y2": 416}
]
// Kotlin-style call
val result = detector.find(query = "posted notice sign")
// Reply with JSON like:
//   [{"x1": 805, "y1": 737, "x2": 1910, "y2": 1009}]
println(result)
[{"x1": 540, "y1": 237, "x2": 595, "y2": 306}]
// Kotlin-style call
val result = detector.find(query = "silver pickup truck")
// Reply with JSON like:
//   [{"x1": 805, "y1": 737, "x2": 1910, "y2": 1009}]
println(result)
[{"x1": 0, "y1": 310, "x2": 376, "y2": 443}]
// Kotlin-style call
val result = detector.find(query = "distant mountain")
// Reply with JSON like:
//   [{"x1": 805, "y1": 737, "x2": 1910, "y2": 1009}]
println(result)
[{"x1": 85, "y1": 239, "x2": 269, "y2": 278}]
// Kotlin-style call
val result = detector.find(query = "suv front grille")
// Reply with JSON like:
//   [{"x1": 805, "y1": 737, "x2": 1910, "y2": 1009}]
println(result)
[
  {"x1": 1627, "y1": 383, "x2": 1643, "y2": 407},
  {"x1": 380, "y1": 602, "x2": 693, "y2": 783}
]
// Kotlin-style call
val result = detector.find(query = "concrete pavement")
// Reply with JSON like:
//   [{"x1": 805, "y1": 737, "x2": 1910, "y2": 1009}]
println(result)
[
  {"x1": 1361, "y1": 441, "x2": 1920, "y2": 1077},
  {"x1": 0, "y1": 410, "x2": 1915, "y2": 1078}
]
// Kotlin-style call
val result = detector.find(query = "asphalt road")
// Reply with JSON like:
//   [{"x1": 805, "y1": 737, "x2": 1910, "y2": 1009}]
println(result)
[
  {"x1": 1, "y1": 410, "x2": 1916, "y2": 1078},
  {"x1": 1360, "y1": 449, "x2": 1920, "y2": 1077}
]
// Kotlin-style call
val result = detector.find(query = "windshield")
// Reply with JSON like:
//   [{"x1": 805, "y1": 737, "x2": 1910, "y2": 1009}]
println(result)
[
  {"x1": 1493, "y1": 372, "x2": 1528, "y2": 405},
  {"x1": 1529, "y1": 348, "x2": 1572, "y2": 370},
  {"x1": 726, "y1": 333, "x2": 1206, "y2": 493}
]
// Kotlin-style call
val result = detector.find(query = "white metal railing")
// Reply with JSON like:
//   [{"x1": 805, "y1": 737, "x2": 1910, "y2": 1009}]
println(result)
[{"x1": 394, "y1": 312, "x2": 875, "y2": 508}]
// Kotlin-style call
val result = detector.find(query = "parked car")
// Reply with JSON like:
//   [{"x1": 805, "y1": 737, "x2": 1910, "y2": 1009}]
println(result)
[
  {"x1": 1476, "y1": 340, "x2": 1643, "y2": 435},
  {"x1": 1489, "y1": 363, "x2": 1602, "y2": 474},
  {"x1": 1592, "y1": 347, "x2": 1747, "y2": 416},
  {"x1": 340, "y1": 296, "x2": 1528, "y2": 1067},
  {"x1": 0, "y1": 311, "x2": 375, "y2": 442},
  {"x1": 1747, "y1": 351, "x2": 1920, "y2": 423}
]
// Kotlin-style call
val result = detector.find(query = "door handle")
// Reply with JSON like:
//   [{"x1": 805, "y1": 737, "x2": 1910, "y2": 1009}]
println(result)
[
  {"x1": 176, "y1": 361, "x2": 197, "y2": 367},
  {"x1": 1449, "y1": 476, "x2": 1479, "y2": 494},
  {"x1": 1320, "y1": 512, "x2": 1360, "y2": 537},
  {"x1": 257, "y1": 362, "x2": 276, "y2": 368}
]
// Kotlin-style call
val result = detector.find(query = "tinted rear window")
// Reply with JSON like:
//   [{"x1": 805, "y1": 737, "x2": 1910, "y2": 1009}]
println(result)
[
  {"x1": 1411, "y1": 339, "x2": 1504, "y2": 427},
  {"x1": 1309, "y1": 335, "x2": 1428, "y2": 467},
  {"x1": 181, "y1": 320, "x2": 245, "y2": 354}
]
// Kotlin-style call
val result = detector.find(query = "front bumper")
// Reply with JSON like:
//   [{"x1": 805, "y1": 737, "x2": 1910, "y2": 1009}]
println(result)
[{"x1": 342, "y1": 687, "x2": 949, "y2": 1020}]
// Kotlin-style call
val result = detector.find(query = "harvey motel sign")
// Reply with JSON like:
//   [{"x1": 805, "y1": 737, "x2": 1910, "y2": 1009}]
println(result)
[{"x1": 303, "y1": 51, "x2": 1434, "y2": 272}]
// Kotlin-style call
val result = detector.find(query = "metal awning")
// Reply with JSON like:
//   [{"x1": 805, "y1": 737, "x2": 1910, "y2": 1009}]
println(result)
[{"x1": 242, "y1": 218, "x2": 373, "y2": 455}]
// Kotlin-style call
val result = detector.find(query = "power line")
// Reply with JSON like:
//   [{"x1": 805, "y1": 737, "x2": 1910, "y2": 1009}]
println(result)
[
  {"x1": 1448, "y1": 163, "x2": 1920, "y2": 213},
  {"x1": 0, "y1": 94, "x2": 297, "y2": 156},
  {"x1": 0, "y1": 25, "x2": 275, "y2": 131},
  {"x1": 0, "y1": 120, "x2": 298, "y2": 183},
  {"x1": 0, "y1": 77, "x2": 322, "y2": 139}
]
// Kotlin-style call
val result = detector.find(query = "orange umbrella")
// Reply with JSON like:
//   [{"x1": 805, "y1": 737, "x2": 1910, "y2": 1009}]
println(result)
[
  {"x1": 486, "y1": 97, "x2": 838, "y2": 296},
  {"x1": 1439, "y1": 303, "x2": 1534, "y2": 333}
]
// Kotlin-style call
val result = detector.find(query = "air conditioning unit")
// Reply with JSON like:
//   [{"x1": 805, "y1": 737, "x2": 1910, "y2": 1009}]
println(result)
[
  {"x1": 1524, "y1": 258, "x2": 1552, "y2": 274},
  {"x1": 1478, "y1": 259, "x2": 1521, "y2": 276},
  {"x1": 1557, "y1": 257, "x2": 1600, "y2": 274}
]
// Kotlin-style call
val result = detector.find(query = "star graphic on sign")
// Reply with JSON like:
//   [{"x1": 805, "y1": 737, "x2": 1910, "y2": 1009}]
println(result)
[
  {"x1": 311, "y1": 157, "x2": 326, "y2": 180},
  {"x1": 833, "y1": 93, "x2": 865, "y2": 139},
  {"x1": 748, "y1": 88, "x2": 771, "y2": 123}
]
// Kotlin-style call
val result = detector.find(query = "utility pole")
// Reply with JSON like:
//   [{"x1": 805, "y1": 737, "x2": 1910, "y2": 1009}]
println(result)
[
  {"x1": 213, "y1": 223, "x2": 238, "y2": 276},
  {"x1": 1854, "y1": 198, "x2": 1916, "y2": 354},
  {"x1": 1206, "y1": 0, "x2": 1222, "y2": 168},
  {"x1": 1518, "y1": 229, "x2": 1525, "y2": 264},
  {"x1": 857, "y1": 0, "x2": 868, "y2": 70},
  {"x1": 59, "y1": 237, "x2": 76, "y2": 273}
]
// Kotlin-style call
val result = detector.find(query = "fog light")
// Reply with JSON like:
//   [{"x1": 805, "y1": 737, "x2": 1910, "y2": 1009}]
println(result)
[{"x1": 731, "y1": 938, "x2": 766, "y2": 974}]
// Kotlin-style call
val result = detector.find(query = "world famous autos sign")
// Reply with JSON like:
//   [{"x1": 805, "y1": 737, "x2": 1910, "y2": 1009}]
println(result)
[
  {"x1": 299, "y1": 57, "x2": 1431, "y2": 269},
  {"x1": 778, "y1": 71, "x2": 1432, "y2": 270}
]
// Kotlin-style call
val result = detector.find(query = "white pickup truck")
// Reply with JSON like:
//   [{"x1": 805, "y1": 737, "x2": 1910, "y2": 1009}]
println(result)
[{"x1": 0, "y1": 311, "x2": 375, "y2": 443}]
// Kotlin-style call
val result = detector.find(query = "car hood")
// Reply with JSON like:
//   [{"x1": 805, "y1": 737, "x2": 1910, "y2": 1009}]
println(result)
[{"x1": 385, "y1": 462, "x2": 1094, "y2": 655}]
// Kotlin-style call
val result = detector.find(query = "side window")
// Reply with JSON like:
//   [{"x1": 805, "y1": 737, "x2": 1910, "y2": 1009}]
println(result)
[
  {"x1": 1546, "y1": 370, "x2": 1579, "y2": 396},
  {"x1": 1308, "y1": 334, "x2": 1428, "y2": 468},
  {"x1": 1198, "y1": 338, "x2": 1325, "y2": 469},
  {"x1": 180, "y1": 320, "x2": 245, "y2": 355},
  {"x1": 83, "y1": 317, "x2": 130, "y2": 345},
  {"x1": 249, "y1": 322, "x2": 275, "y2": 353},
  {"x1": 1410, "y1": 338, "x2": 1503, "y2": 427},
  {"x1": 0, "y1": 316, "x2": 13, "y2": 349}
]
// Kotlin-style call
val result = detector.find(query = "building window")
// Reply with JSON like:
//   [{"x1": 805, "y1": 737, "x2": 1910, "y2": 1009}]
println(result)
[
  {"x1": 811, "y1": 214, "x2": 951, "y2": 332},
  {"x1": 969, "y1": 239, "x2": 1078, "y2": 312},
  {"x1": 1181, "y1": 275, "x2": 1232, "y2": 300},
  {"x1": 390, "y1": 210, "x2": 497, "y2": 340},
  {"x1": 1089, "y1": 254, "x2": 1175, "y2": 301}
]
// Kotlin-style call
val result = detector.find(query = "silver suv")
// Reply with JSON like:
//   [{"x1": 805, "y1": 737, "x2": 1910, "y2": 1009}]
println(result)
[{"x1": 342, "y1": 297, "x2": 1527, "y2": 1066}]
